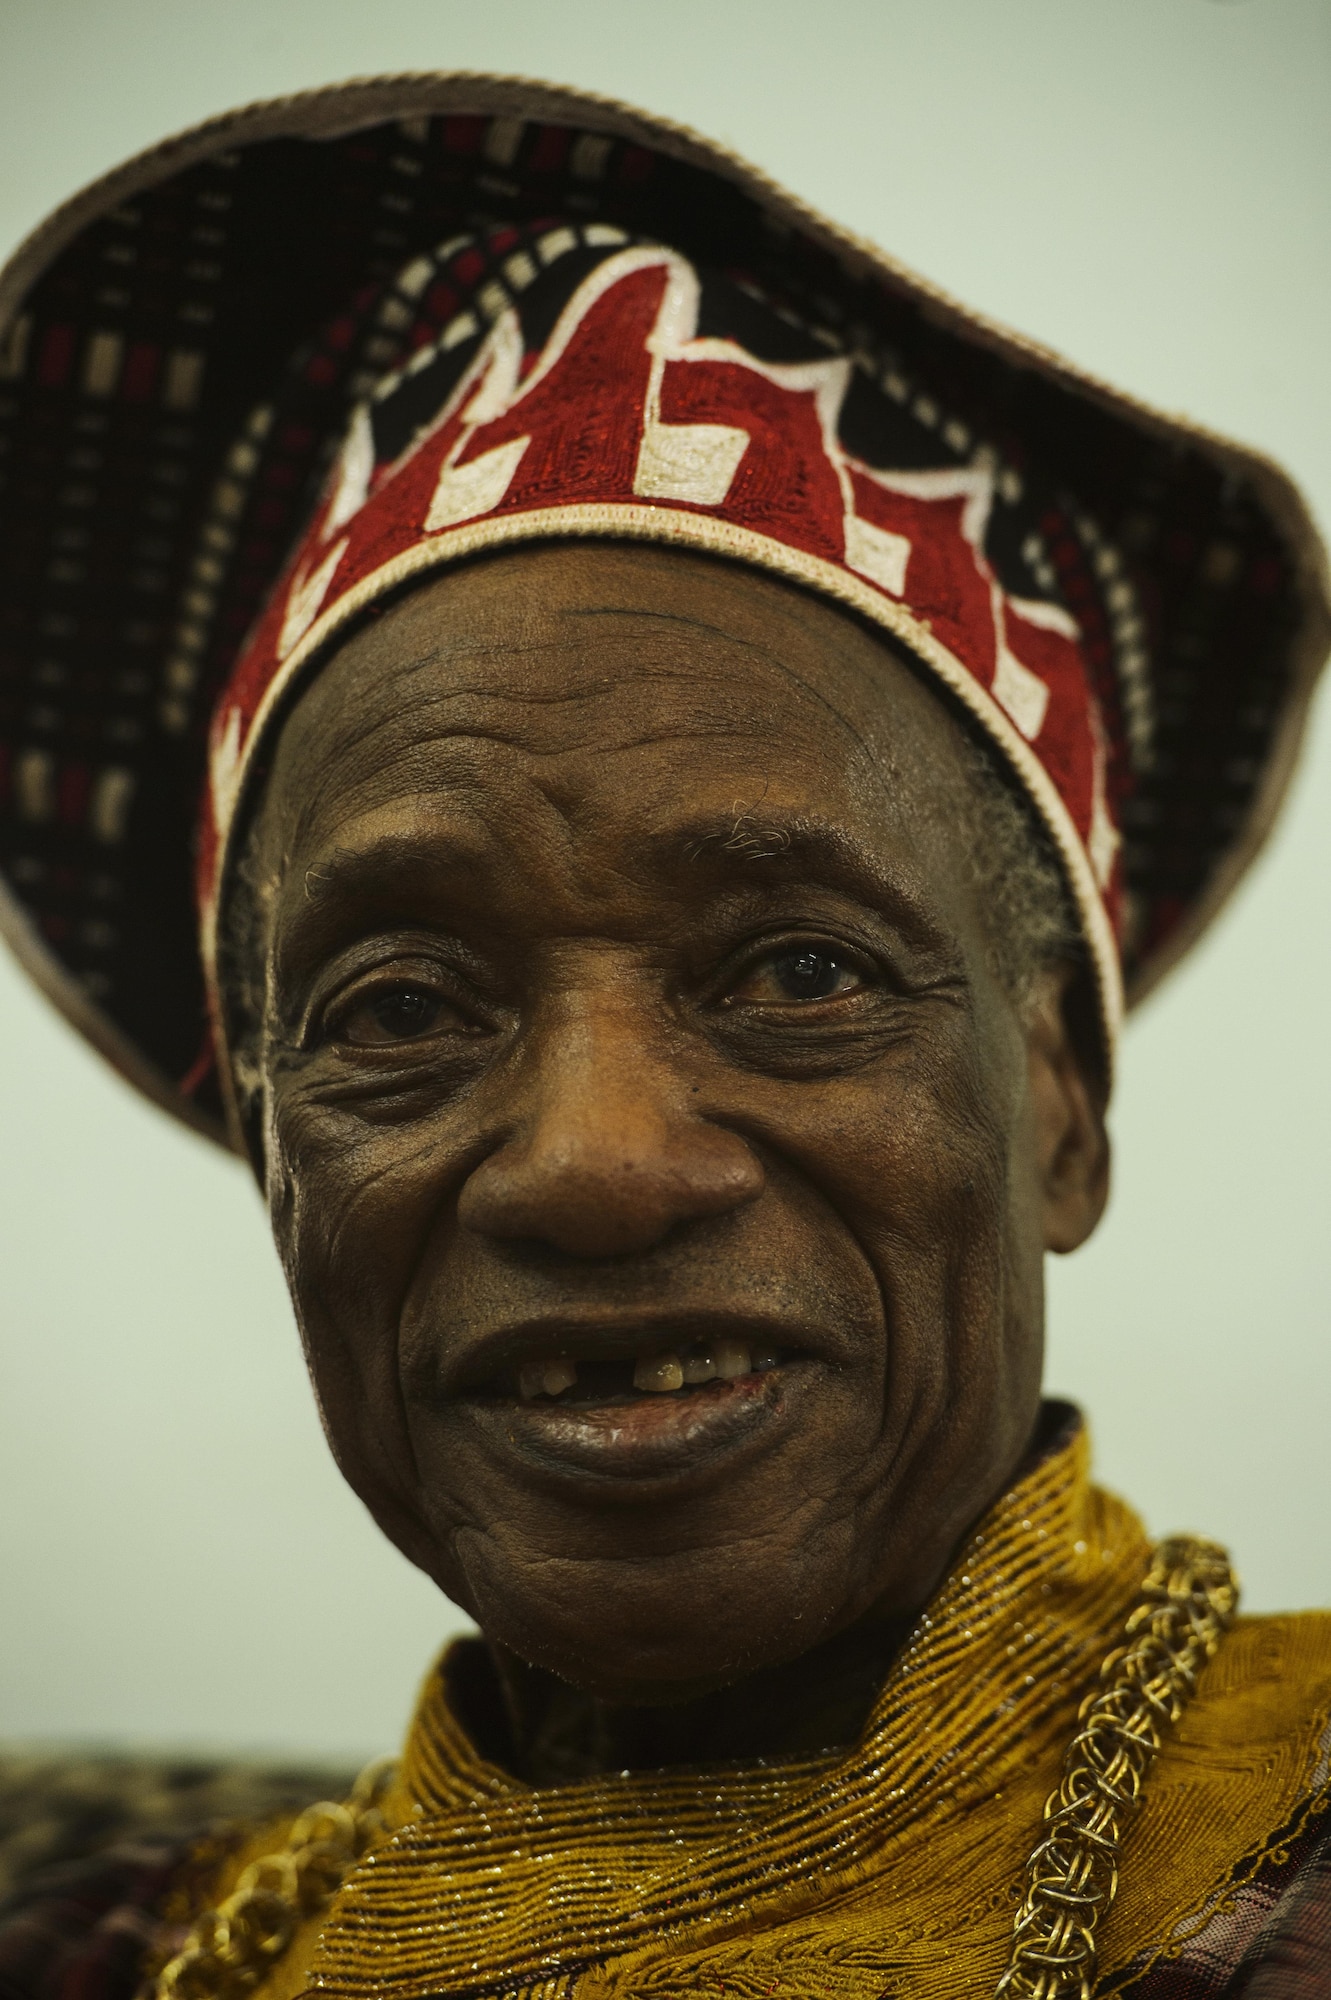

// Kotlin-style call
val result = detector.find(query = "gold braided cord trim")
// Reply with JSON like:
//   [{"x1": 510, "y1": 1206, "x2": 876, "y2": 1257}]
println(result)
[
  {"x1": 152, "y1": 1759, "x2": 396, "y2": 2000},
  {"x1": 996, "y1": 1535, "x2": 1238, "y2": 2000}
]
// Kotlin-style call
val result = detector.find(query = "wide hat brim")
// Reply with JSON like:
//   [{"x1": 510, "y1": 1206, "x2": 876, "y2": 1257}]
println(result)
[{"x1": 1, "y1": 72, "x2": 1327, "y2": 1149}]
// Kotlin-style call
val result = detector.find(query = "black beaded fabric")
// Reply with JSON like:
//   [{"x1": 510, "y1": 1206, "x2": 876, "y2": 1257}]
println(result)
[{"x1": 0, "y1": 82, "x2": 1322, "y2": 1143}]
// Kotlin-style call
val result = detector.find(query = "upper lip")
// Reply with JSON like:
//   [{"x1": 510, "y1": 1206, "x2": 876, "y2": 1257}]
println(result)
[{"x1": 441, "y1": 1307, "x2": 837, "y2": 1397}]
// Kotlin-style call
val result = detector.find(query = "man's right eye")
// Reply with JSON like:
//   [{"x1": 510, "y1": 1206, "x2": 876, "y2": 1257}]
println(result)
[{"x1": 334, "y1": 984, "x2": 456, "y2": 1047}]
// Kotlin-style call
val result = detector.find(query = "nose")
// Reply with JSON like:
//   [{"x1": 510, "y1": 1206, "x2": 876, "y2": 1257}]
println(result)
[{"x1": 457, "y1": 1000, "x2": 764, "y2": 1258}]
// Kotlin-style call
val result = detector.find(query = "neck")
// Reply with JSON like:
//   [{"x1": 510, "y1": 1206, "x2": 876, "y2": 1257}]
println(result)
[
  {"x1": 453, "y1": 1405, "x2": 1076, "y2": 1785},
  {"x1": 473, "y1": 1610, "x2": 914, "y2": 1785}
]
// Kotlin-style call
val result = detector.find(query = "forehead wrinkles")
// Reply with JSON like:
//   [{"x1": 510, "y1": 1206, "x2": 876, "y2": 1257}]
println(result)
[{"x1": 271, "y1": 608, "x2": 890, "y2": 862}]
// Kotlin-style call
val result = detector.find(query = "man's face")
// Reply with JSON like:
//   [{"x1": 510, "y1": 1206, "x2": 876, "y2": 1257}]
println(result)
[{"x1": 248, "y1": 543, "x2": 1105, "y2": 1702}]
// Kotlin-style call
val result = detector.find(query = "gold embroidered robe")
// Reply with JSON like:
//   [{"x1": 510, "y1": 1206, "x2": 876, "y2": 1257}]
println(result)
[{"x1": 204, "y1": 1421, "x2": 1331, "y2": 2000}]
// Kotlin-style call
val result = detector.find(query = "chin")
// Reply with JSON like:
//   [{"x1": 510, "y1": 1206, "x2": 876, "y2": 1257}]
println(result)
[{"x1": 437, "y1": 1527, "x2": 849, "y2": 1700}]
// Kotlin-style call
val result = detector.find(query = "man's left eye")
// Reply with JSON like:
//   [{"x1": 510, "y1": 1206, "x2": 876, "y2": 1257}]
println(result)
[{"x1": 728, "y1": 946, "x2": 867, "y2": 1006}]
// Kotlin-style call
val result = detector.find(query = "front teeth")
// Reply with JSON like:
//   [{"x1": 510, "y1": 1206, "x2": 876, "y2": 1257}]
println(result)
[
  {"x1": 518, "y1": 1342, "x2": 782, "y2": 1400},
  {"x1": 635, "y1": 1340, "x2": 780, "y2": 1392},
  {"x1": 641, "y1": 1339, "x2": 751, "y2": 1390},
  {"x1": 634, "y1": 1353, "x2": 686, "y2": 1392},
  {"x1": 518, "y1": 1357, "x2": 578, "y2": 1400}
]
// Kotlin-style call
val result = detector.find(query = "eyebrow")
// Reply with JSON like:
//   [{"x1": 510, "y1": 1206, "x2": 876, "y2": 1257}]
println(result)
[
  {"x1": 274, "y1": 805, "x2": 939, "y2": 981},
  {"x1": 650, "y1": 809, "x2": 914, "y2": 908},
  {"x1": 637, "y1": 807, "x2": 952, "y2": 955}
]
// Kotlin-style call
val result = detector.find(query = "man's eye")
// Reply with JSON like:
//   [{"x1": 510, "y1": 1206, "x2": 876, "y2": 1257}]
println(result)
[
  {"x1": 336, "y1": 985, "x2": 454, "y2": 1047},
  {"x1": 729, "y1": 946, "x2": 868, "y2": 1006}
]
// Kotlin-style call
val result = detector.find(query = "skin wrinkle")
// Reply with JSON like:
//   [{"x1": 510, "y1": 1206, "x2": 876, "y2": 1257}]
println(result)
[
  {"x1": 285, "y1": 822, "x2": 962, "y2": 996},
  {"x1": 230, "y1": 542, "x2": 1108, "y2": 1773},
  {"x1": 328, "y1": 644, "x2": 776, "y2": 733},
  {"x1": 276, "y1": 721, "x2": 909, "y2": 1049},
  {"x1": 227, "y1": 616, "x2": 1063, "y2": 1112},
  {"x1": 284, "y1": 1164, "x2": 429, "y2": 1501},
  {"x1": 562, "y1": 580, "x2": 935, "y2": 763},
  {"x1": 303, "y1": 601, "x2": 871, "y2": 827},
  {"x1": 463, "y1": 944, "x2": 943, "y2": 1600},
  {"x1": 292, "y1": 735, "x2": 779, "y2": 944},
  {"x1": 308, "y1": 713, "x2": 802, "y2": 828},
  {"x1": 331, "y1": 920, "x2": 947, "y2": 1576}
]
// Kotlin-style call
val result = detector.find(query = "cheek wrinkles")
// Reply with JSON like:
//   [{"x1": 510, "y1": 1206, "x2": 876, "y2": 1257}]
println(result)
[
  {"x1": 283, "y1": 1110, "x2": 444, "y2": 1306},
  {"x1": 272, "y1": 1091, "x2": 466, "y2": 1496},
  {"x1": 862, "y1": 1038, "x2": 1028, "y2": 1555},
  {"x1": 752, "y1": 1014, "x2": 1016, "y2": 1577}
]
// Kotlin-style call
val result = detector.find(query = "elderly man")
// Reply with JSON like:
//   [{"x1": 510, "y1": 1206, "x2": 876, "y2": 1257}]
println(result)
[{"x1": 1, "y1": 76, "x2": 1329, "y2": 2000}]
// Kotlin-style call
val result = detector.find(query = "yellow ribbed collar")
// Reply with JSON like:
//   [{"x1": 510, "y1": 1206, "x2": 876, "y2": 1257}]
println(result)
[{"x1": 294, "y1": 1413, "x2": 1331, "y2": 2000}]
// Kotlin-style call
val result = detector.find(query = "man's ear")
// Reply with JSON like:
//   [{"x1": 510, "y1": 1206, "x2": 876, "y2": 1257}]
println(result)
[{"x1": 1026, "y1": 964, "x2": 1111, "y2": 1254}]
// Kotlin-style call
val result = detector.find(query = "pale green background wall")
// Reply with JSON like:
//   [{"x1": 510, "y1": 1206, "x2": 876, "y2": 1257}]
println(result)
[{"x1": 1, "y1": 0, "x2": 1327, "y2": 1761}]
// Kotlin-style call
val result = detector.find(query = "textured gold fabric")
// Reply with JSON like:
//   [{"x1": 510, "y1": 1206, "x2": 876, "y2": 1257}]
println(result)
[{"x1": 244, "y1": 1424, "x2": 1331, "y2": 2000}]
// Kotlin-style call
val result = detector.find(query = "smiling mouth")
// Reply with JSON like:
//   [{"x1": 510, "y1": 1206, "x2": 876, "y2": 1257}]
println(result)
[
  {"x1": 448, "y1": 1320, "x2": 815, "y2": 1488},
  {"x1": 514, "y1": 1337, "x2": 784, "y2": 1406}
]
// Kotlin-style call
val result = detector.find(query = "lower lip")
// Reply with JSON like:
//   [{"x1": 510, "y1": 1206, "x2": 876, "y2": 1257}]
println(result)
[{"x1": 457, "y1": 1364, "x2": 813, "y2": 1494}]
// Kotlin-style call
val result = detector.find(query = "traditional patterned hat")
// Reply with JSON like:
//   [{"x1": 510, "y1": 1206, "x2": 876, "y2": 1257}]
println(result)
[{"x1": 1, "y1": 76, "x2": 1326, "y2": 1148}]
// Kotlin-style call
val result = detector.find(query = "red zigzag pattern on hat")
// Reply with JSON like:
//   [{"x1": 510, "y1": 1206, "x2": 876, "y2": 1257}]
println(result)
[{"x1": 201, "y1": 247, "x2": 1122, "y2": 1017}]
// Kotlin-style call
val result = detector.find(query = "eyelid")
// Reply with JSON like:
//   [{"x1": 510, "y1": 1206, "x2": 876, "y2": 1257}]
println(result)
[
  {"x1": 303, "y1": 950, "x2": 481, "y2": 1047},
  {"x1": 328, "y1": 975, "x2": 453, "y2": 1037},
  {"x1": 713, "y1": 930, "x2": 884, "y2": 1005}
]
